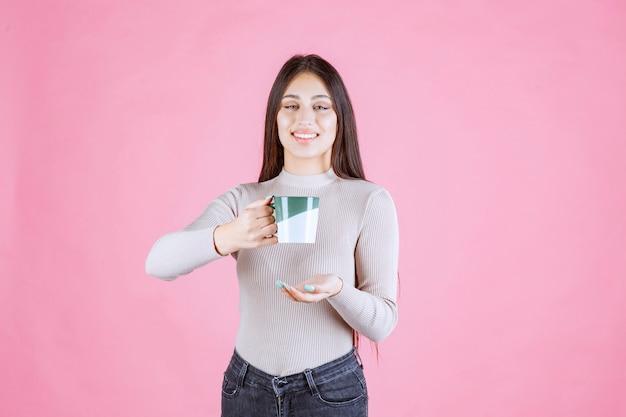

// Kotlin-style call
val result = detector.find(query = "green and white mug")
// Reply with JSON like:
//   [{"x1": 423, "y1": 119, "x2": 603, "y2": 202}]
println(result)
[{"x1": 270, "y1": 196, "x2": 320, "y2": 243}]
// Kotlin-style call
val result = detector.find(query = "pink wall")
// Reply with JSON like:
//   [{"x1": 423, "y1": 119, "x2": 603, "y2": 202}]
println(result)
[{"x1": 2, "y1": 0, "x2": 625, "y2": 416}]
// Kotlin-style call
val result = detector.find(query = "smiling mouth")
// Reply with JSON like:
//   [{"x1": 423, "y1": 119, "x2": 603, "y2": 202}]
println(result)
[
  {"x1": 292, "y1": 132, "x2": 318, "y2": 143},
  {"x1": 293, "y1": 132, "x2": 318, "y2": 140}
]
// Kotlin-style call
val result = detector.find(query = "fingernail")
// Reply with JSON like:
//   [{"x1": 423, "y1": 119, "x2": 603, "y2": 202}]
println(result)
[
  {"x1": 275, "y1": 280, "x2": 283, "y2": 289},
  {"x1": 265, "y1": 195, "x2": 273, "y2": 199},
  {"x1": 303, "y1": 285, "x2": 315, "y2": 292},
  {"x1": 283, "y1": 282, "x2": 291, "y2": 291}
]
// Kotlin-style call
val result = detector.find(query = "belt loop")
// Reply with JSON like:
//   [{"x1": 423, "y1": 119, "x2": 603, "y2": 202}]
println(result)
[
  {"x1": 354, "y1": 348, "x2": 364, "y2": 368},
  {"x1": 304, "y1": 369, "x2": 319, "y2": 397},
  {"x1": 238, "y1": 360, "x2": 249, "y2": 387}
]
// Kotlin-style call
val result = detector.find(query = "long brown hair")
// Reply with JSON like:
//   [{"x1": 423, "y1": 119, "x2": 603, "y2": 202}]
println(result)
[{"x1": 258, "y1": 54, "x2": 365, "y2": 182}]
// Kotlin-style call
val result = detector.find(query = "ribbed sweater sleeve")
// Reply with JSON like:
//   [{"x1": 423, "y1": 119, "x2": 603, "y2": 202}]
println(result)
[
  {"x1": 327, "y1": 188, "x2": 399, "y2": 342},
  {"x1": 144, "y1": 187, "x2": 242, "y2": 280}
]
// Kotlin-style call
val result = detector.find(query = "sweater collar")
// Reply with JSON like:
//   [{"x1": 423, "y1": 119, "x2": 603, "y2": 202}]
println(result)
[{"x1": 276, "y1": 168, "x2": 338, "y2": 187}]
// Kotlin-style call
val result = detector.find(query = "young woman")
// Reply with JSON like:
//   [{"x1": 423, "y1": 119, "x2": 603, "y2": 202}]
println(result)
[{"x1": 145, "y1": 54, "x2": 399, "y2": 417}]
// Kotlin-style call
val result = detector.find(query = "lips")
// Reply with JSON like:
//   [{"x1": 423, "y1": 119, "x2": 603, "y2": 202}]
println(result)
[{"x1": 292, "y1": 131, "x2": 318, "y2": 144}]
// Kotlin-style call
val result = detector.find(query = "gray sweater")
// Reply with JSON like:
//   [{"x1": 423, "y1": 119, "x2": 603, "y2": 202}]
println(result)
[{"x1": 145, "y1": 169, "x2": 399, "y2": 376}]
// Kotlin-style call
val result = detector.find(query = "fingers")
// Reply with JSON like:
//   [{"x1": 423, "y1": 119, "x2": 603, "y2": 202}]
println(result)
[
  {"x1": 257, "y1": 234, "x2": 278, "y2": 247},
  {"x1": 242, "y1": 199, "x2": 275, "y2": 229},
  {"x1": 242, "y1": 211, "x2": 276, "y2": 243},
  {"x1": 256, "y1": 213, "x2": 276, "y2": 228},
  {"x1": 276, "y1": 277, "x2": 337, "y2": 303},
  {"x1": 241, "y1": 207, "x2": 274, "y2": 223},
  {"x1": 284, "y1": 286, "x2": 325, "y2": 303},
  {"x1": 280, "y1": 287, "x2": 298, "y2": 301},
  {"x1": 244, "y1": 196, "x2": 273, "y2": 210},
  {"x1": 261, "y1": 222, "x2": 278, "y2": 237},
  {"x1": 235, "y1": 197, "x2": 277, "y2": 245}
]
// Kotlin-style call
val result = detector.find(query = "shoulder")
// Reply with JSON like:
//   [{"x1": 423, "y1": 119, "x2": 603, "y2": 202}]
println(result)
[
  {"x1": 330, "y1": 178, "x2": 397, "y2": 221},
  {"x1": 336, "y1": 177, "x2": 395, "y2": 203},
  {"x1": 218, "y1": 177, "x2": 279, "y2": 206},
  {"x1": 236, "y1": 176, "x2": 279, "y2": 197}
]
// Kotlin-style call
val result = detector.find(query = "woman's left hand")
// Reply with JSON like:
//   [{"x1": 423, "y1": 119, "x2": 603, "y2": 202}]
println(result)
[{"x1": 278, "y1": 274, "x2": 344, "y2": 303}]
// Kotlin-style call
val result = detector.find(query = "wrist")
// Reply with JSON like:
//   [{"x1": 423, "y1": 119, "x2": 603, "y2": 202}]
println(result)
[{"x1": 213, "y1": 225, "x2": 232, "y2": 256}]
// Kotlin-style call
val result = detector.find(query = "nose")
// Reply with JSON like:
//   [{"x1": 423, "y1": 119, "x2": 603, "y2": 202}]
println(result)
[{"x1": 295, "y1": 106, "x2": 315, "y2": 125}]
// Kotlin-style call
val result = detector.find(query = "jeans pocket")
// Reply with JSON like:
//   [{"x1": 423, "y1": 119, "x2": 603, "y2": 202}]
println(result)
[
  {"x1": 221, "y1": 369, "x2": 240, "y2": 399},
  {"x1": 314, "y1": 367, "x2": 367, "y2": 406}
]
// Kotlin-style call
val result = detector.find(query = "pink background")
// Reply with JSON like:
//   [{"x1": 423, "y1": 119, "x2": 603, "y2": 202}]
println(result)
[{"x1": 2, "y1": 0, "x2": 625, "y2": 416}]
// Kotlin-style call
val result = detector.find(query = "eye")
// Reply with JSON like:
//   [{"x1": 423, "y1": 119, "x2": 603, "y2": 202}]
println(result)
[
  {"x1": 314, "y1": 105, "x2": 330, "y2": 111},
  {"x1": 283, "y1": 104, "x2": 298, "y2": 110}
]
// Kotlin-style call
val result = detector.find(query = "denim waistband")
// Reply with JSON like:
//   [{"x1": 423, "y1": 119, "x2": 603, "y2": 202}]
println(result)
[{"x1": 227, "y1": 348, "x2": 362, "y2": 394}]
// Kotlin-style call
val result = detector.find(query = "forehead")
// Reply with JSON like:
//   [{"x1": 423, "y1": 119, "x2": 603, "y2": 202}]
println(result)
[{"x1": 283, "y1": 72, "x2": 331, "y2": 97}]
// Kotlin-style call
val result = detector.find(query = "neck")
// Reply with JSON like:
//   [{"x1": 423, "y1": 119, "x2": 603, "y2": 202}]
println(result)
[
  {"x1": 283, "y1": 158, "x2": 331, "y2": 176},
  {"x1": 277, "y1": 167, "x2": 337, "y2": 187}
]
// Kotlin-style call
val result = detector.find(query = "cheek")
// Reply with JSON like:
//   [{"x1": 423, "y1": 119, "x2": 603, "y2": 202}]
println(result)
[
  {"x1": 276, "y1": 113, "x2": 291, "y2": 131},
  {"x1": 276, "y1": 119, "x2": 291, "y2": 145},
  {"x1": 323, "y1": 115, "x2": 338, "y2": 133}
]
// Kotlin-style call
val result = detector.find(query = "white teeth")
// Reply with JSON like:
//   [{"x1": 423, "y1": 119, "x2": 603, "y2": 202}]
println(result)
[{"x1": 293, "y1": 133, "x2": 317, "y2": 139}]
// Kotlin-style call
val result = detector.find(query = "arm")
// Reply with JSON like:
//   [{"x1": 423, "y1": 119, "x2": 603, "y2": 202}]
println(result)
[
  {"x1": 145, "y1": 226, "x2": 224, "y2": 281},
  {"x1": 145, "y1": 189, "x2": 277, "y2": 280},
  {"x1": 285, "y1": 189, "x2": 400, "y2": 342},
  {"x1": 328, "y1": 189, "x2": 399, "y2": 341}
]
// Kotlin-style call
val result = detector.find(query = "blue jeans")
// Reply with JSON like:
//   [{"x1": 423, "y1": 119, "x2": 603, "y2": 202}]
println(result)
[{"x1": 221, "y1": 349, "x2": 368, "y2": 417}]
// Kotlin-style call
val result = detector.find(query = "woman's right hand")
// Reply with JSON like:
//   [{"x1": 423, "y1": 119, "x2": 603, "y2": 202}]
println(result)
[{"x1": 213, "y1": 197, "x2": 278, "y2": 255}]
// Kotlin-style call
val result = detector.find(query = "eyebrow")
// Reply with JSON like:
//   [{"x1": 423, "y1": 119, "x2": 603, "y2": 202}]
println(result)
[{"x1": 282, "y1": 94, "x2": 331, "y2": 100}]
